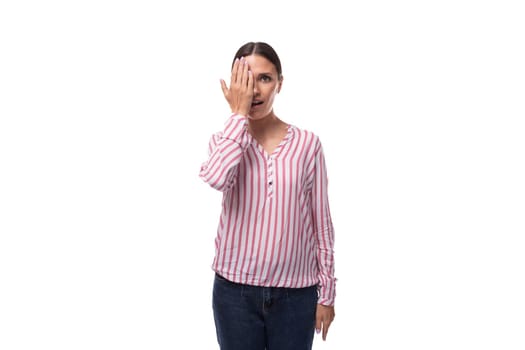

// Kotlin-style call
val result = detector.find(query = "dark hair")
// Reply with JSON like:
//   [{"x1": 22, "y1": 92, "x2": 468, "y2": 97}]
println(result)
[{"x1": 232, "y1": 42, "x2": 283, "y2": 80}]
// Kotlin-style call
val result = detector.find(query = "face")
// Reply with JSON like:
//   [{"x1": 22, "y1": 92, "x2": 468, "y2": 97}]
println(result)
[{"x1": 244, "y1": 54, "x2": 282, "y2": 120}]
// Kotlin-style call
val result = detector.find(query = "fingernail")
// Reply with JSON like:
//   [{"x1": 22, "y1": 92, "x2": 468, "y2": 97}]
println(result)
[{"x1": 316, "y1": 329, "x2": 321, "y2": 334}]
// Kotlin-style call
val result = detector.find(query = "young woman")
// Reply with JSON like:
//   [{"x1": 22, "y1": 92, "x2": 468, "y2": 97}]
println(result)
[{"x1": 199, "y1": 42, "x2": 336, "y2": 350}]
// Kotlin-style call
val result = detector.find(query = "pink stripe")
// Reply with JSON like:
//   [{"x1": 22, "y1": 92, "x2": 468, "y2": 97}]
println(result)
[
  {"x1": 200, "y1": 119, "x2": 336, "y2": 305},
  {"x1": 251, "y1": 153, "x2": 267, "y2": 284},
  {"x1": 238, "y1": 150, "x2": 255, "y2": 284}
]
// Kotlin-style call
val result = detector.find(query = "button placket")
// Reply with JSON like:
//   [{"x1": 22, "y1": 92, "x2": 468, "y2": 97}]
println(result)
[{"x1": 267, "y1": 156, "x2": 274, "y2": 197}]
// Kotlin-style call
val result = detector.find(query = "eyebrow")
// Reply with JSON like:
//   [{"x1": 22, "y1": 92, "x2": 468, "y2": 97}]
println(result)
[{"x1": 257, "y1": 72, "x2": 274, "y2": 76}]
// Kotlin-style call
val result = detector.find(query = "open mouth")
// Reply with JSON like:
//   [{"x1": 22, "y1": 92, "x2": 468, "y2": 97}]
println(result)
[{"x1": 251, "y1": 100, "x2": 264, "y2": 107}]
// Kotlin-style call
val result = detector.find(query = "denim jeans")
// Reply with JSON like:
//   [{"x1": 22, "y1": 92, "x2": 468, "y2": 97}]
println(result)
[{"x1": 212, "y1": 273, "x2": 318, "y2": 350}]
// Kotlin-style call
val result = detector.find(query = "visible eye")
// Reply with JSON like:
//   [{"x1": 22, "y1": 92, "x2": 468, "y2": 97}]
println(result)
[{"x1": 259, "y1": 75, "x2": 272, "y2": 82}]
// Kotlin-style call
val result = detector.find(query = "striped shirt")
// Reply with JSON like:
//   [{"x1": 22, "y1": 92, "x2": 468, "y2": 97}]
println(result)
[{"x1": 199, "y1": 114, "x2": 336, "y2": 305}]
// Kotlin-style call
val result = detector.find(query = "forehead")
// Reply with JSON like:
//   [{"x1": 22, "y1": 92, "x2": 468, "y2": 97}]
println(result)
[{"x1": 244, "y1": 54, "x2": 277, "y2": 74}]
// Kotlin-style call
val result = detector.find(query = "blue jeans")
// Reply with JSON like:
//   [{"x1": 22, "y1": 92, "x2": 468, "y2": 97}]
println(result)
[{"x1": 212, "y1": 273, "x2": 318, "y2": 350}]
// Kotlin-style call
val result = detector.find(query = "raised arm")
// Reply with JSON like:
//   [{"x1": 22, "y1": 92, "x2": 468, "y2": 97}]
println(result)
[
  {"x1": 199, "y1": 57, "x2": 254, "y2": 192},
  {"x1": 199, "y1": 114, "x2": 248, "y2": 192}
]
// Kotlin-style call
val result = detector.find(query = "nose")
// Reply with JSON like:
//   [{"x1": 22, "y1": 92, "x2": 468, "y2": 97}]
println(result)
[{"x1": 253, "y1": 81, "x2": 260, "y2": 96}]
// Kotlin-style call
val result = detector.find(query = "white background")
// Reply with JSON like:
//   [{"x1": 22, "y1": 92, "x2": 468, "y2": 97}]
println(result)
[{"x1": 1, "y1": 0, "x2": 524, "y2": 349}]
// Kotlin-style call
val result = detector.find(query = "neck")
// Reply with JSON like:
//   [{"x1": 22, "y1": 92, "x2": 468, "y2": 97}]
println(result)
[{"x1": 248, "y1": 111, "x2": 281, "y2": 135}]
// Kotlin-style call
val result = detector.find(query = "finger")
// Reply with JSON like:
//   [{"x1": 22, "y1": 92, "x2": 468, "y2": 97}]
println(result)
[
  {"x1": 220, "y1": 79, "x2": 229, "y2": 98},
  {"x1": 240, "y1": 57, "x2": 249, "y2": 88},
  {"x1": 236, "y1": 57, "x2": 247, "y2": 85},
  {"x1": 322, "y1": 320, "x2": 331, "y2": 341},
  {"x1": 247, "y1": 69, "x2": 253, "y2": 91},
  {"x1": 315, "y1": 314, "x2": 322, "y2": 335},
  {"x1": 231, "y1": 58, "x2": 240, "y2": 85}
]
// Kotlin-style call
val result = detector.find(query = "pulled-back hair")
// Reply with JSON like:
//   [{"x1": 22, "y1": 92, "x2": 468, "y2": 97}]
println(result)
[{"x1": 232, "y1": 42, "x2": 282, "y2": 80}]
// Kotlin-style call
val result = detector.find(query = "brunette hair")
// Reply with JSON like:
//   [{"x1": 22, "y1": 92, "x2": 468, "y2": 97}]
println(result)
[{"x1": 232, "y1": 42, "x2": 283, "y2": 80}]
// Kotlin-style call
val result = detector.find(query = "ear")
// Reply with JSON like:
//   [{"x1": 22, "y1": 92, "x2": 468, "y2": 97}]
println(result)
[{"x1": 277, "y1": 76, "x2": 284, "y2": 93}]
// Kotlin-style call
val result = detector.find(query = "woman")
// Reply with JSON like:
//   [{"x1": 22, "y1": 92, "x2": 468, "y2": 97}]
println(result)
[{"x1": 199, "y1": 42, "x2": 336, "y2": 350}]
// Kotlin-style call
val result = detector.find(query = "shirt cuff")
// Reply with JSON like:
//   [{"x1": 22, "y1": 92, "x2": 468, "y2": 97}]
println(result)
[{"x1": 317, "y1": 281, "x2": 336, "y2": 306}]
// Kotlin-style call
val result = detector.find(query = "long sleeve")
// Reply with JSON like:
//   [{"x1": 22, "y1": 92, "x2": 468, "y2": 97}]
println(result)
[
  {"x1": 199, "y1": 114, "x2": 250, "y2": 192},
  {"x1": 311, "y1": 139, "x2": 336, "y2": 306}
]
